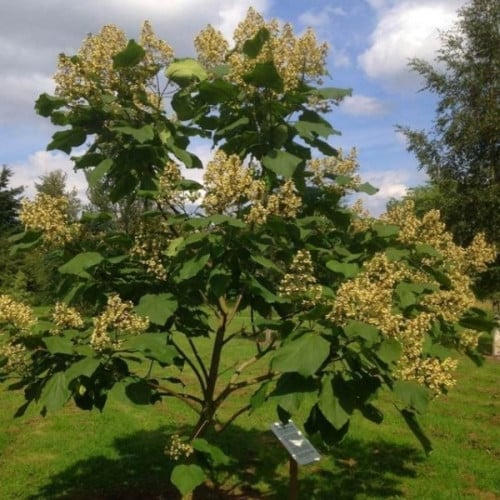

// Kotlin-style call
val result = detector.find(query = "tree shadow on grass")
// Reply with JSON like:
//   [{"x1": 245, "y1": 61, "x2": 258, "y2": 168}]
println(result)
[
  {"x1": 295, "y1": 438, "x2": 423, "y2": 500},
  {"x1": 29, "y1": 425, "x2": 423, "y2": 499},
  {"x1": 213, "y1": 427, "x2": 424, "y2": 499}
]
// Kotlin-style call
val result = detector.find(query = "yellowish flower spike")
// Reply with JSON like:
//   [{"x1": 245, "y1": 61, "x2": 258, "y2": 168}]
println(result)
[
  {"x1": 202, "y1": 150, "x2": 302, "y2": 223},
  {"x1": 130, "y1": 218, "x2": 170, "y2": 281},
  {"x1": 164, "y1": 434, "x2": 194, "y2": 461},
  {"x1": 19, "y1": 193, "x2": 80, "y2": 246},
  {"x1": 202, "y1": 150, "x2": 265, "y2": 215},
  {"x1": 90, "y1": 294, "x2": 149, "y2": 352},
  {"x1": 0, "y1": 342, "x2": 30, "y2": 377},
  {"x1": 194, "y1": 24, "x2": 229, "y2": 68},
  {"x1": 54, "y1": 21, "x2": 174, "y2": 110},
  {"x1": 0, "y1": 295, "x2": 36, "y2": 331},
  {"x1": 51, "y1": 302, "x2": 84, "y2": 334},
  {"x1": 55, "y1": 25, "x2": 127, "y2": 100},
  {"x1": 195, "y1": 7, "x2": 328, "y2": 93},
  {"x1": 307, "y1": 148, "x2": 361, "y2": 195},
  {"x1": 279, "y1": 249, "x2": 322, "y2": 307}
]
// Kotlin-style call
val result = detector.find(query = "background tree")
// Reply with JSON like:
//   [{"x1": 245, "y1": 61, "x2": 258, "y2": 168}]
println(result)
[
  {"x1": 0, "y1": 166, "x2": 27, "y2": 298},
  {"x1": 84, "y1": 173, "x2": 149, "y2": 235},
  {"x1": 35, "y1": 169, "x2": 81, "y2": 220},
  {"x1": 397, "y1": 0, "x2": 499, "y2": 299},
  {"x1": 0, "y1": 165, "x2": 24, "y2": 234}
]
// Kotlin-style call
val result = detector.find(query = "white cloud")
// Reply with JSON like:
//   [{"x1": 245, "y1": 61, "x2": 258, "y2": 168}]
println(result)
[
  {"x1": 359, "y1": 0, "x2": 466, "y2": 90},
  {"x1": 356, "y1": 167, "x2": 428, "y2": 215},
  {"x1": 340, "y1": 94, "x2": 388, "y2": 116},
  {"x1": 0, "y1": 73, "x2": 54, "y2": 123},
  {"x1": 10, "y1": 151, "x2": 88, "y2": 202}
]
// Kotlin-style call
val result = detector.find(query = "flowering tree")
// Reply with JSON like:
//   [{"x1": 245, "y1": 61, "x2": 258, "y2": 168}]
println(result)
[{"x1": 0, "y1": 10, "x2": 496, "y2": 496}]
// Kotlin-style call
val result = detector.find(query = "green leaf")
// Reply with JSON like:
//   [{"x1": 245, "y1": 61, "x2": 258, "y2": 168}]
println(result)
[
  {"x1": 415, "y1": 244, "x2": 441, "y2": 258},
  {"x1": 309, "y1": 87, "x2": 352, "y2": 101},
  {"x1": 357, "y1": 182, "x2": 378, "y2": 195},
  {"x1": 58, "y1": 252, "x2": 104, "y2": 279},
  {"x1": 393, "y1": 380, "x2": 430, "y2": 414},
  {"x1": 312, "y1": 138, "x2": 339, "y2": 156},
  {"x1": 171, "y1": 464, "x2": 205, "y2": 496},
  {"x1": 64, "y1": 357, "x2": 102, "y2": 384},
  {"x1": 135, "y1": 293, "x2": 178, "y2": 326},
  {"x1": 294, "y1": 119, "x2": 333, "y2": 140},
  {"x1": 376, "y1": 339, "x2": 402, "y2": 365},
  {"x1": 35, "y1": 93, "x2": 67, "y2": 117},
  {"x1": 112, "y1": 39, "x2": 145, "y2": 68},
  {"x1": 385, "y1": 247, "x2": 410, "y2": 261},
  {"x1": 424, "y1": 266, "x2": 452, "y2": 288},
  {"x1": 177, "y1": 251, "x2": 210, "y2": 281},
  {"x1": 215, "y1": 116, "x2": 249, "y2": 136},
  {"x1": 359, "y1": 403, "x2": 383, "y2": 424},
  {"x1": 125, "y1": 379, "x2": 153, "y2": 405},
  {"x1": 400, "y1": 409, "x2": 433, "y2": 455},
  {"x1": 171, "y1": 91, "x2": 196, "y2": 120},
  {"x1": 250, "y1": 254, "x2": 283, "y2": 273},
  {"x1": 304, "y1": 403, "x2": 350, "y2": 445},
  {"x1": 271, "y1": 333, "x2": 330, "y2": 377},
  {"x1": 205, "y1": 214, "x2": 247, "y2": 228},
  {"x1": 262, "y1": 150, "x2": 302, "y2": 177},
  {"x1": 396, "y1": 289, "x2": 417, "y2": 310},
  {"x1": 319, "y1": 374, "x2": 350, "y2": 429},
  {"x1": 373, "y1": 223, "x2": 400, "y2": 238},
  {"x1": 166, "y1": 58, "x2": 208, "y2": 87},
  {"x1": 326, "y1": 260, "x2": 359, "y2": 278},
  {"x1": 426, "y1": 344, "x2": 455, "y2": 360},
  {"x1": 39, "y1": 372, "x2": 71, "y2": 412},
  {"x1": 272, "y1": 124, "x2": 289, "y2": 148},
  {"x1": 242, "y1": 27, "x2": 270, "y2": 57},
  {"x1": 88, "y1": 158, "x2": 113, "y2": 186},
  {"x1": 208, "y1": 270, "x2": 231, "y2": 298},
  {"x1": 343, "y1": 321, "x2": 380, "y2": 344},
  {"x1": 459, "y1": 314, "x2": 495, "y2": 332},
  {"x1": 243, "y1": 61, "x2": 283, "y2": 92},
  {"x1": 170, "y1": 143, "x2": 202, "y2": 169},
  {"x1": 125, "y1": 334, "x2": 178, "y2": 365},
  {"x1": 197, "y1": 79, "x2": 238, "y2": 104},
  {"x1": 111, "y1": 125, "x2": 154, "y2": 144},
  {"x1": 192, "y1": 438, "x2": 231, "y2": 466},
  {"x1": 47, "y1": 128, "x2": 86, "y2": 154},
  {"x1": 245, "y1": 275, "x2": 283, "y2": 303},
  {"x1": 43, "y1": 336, "x2": 74, "y2": 355},
  {"x1": 271, "y1": 373, "x2": 317, "y2": 413}
]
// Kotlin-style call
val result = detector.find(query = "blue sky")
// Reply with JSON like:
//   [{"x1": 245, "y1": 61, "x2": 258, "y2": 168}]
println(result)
[{"x1": 1, "y1": 0, "x2": 466, "y2": 214}]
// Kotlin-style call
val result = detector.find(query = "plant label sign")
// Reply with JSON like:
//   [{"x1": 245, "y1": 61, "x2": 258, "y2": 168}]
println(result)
[{"x1": 270, "y1": 420, "x2": 321, "y2": 465}]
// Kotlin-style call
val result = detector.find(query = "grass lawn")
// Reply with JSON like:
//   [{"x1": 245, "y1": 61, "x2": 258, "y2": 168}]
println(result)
[{"x1": 0, "y1": 334, "x2": 499, "y2": 499}]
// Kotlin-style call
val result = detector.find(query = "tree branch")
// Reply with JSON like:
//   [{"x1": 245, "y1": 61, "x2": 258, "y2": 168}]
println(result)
[
  {"x1": 171, "y1": 337, "x2": 207, "y2": 397},
  {"x1": 148, "y1": 381, "x2": 202, "y2": 413},
  {"x1": 187, "y1": 336, "x2": 209, "y2": 382}
]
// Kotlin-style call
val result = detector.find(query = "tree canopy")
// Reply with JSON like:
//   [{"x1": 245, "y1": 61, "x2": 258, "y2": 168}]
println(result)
[{"x1": 397, "y1": 0, "x2": 499, "y2": 298}]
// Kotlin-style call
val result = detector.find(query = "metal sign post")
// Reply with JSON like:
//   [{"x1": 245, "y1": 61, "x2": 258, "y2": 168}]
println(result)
[{"x1": 270, "y1": 420, "x2": 321, "y2": 500}]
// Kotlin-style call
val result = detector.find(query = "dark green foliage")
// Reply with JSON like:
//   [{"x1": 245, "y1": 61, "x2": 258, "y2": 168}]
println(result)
[{"x1": 0, "y1": 166, "x2": 23, "y2": 233}]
